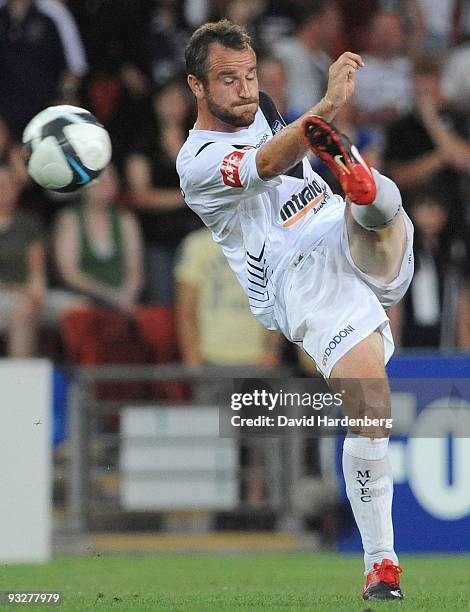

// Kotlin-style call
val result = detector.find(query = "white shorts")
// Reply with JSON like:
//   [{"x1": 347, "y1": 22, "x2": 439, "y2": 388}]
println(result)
[{"x1": 275, "y1": 210, "x2": 414, "y2": 377}]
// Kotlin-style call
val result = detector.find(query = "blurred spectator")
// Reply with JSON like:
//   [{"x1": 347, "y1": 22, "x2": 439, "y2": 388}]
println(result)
[
  {"x1": 353, "y1": 10, "x2": 413, "y2": 126},
  {"x1": 338, "y1": 0, "x2": 378, "y2": 53},
  {"x1": 338, "y1": 0, "x2": 380, "y2": 50},
  {"x1": 218, "y1": 0, "x2": 267, "y2": 54},
  {"x1": 459, "y1": 255, "x2": 470, "y2": 349},
  {"x1": 377, "y1": 0, "x2": 426, "y2": 51},
  {"x1": 384, "y1": 55, "x2": 470, "y2": 231},
  {"x1": 0, "y1": 115, "x2": 28, "y2": 188},
  {"x1": 0, "y1": 0, "x2": 87, "y2": 138},
  {"x1": 337, "y1": 0, "x2": 424, "y2": 53},
  {"x1": 54, "y1": 167, "x2": 182, "y2": 400},
  {"x1": 66, "y1": 0, "x2": 149, "y2": 76},
  {"x1": 175, "y1": 227, "x2": 281, "y2": 368},
  {"x1": 145, "y1": 0, "x2": 189, "y2": 87},
  {"x1": 414, "y1": 0, "x2": 456, "y2": 51},
  {"x1": 0, "y1": 165, "x2": 45, "y2": 356},
  {"x1": 54, "y1": 165, "x2": 143, "y2": 315},
  {"x1": 175, "y1": 226, "x2": 281, "y2": 507},
  {"x1": 184, "y1": 0, "x2": 210, "y2": 28},
  {"x1": 252, "y1": 0, "x2": 298, "y2": 50},
  {"x1": 67, "y1": 0, "x2": 151, "y2": 167},
  {"x1": 103, "y1": 63, "x2": 151, "y2": 171},
  {"x1": 257, "y1": 55, "x2": 296, "y2": 123},
  {"x1": 125, "y1": 79, "x2": 201, "y2": 306},
  {"x1": 389, "y1": 186, "x2": 468, "y2": 348},
  {"x1": 457, "y1": 0, "x2": 470, "y2": 40},
  {"x1": 274, "y1": 0, "x2": 343, "y2": 117},
  {"x1": 442, "y1": 37, "x2": 470, "y2": 112}
]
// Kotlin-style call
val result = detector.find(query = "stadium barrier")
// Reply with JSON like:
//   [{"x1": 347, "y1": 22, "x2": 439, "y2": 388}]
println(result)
[
  {"x1": 62, "y1": 355, "x2": 470, "y2": 553},
  {"x1": 0, "y1": 359, "x2": 52, "y2": 562},
  {"x1": 64, "y1": 364, "x2": 300, "y2": 535}
]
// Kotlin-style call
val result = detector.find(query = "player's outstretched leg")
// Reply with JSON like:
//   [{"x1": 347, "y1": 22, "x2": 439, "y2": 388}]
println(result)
[
  {"x1": 330, "y1": 332, "x2": 404, "y2": 601},
  {"x1": 304, "y1": 115, "x2": 408, "y2": 601}
]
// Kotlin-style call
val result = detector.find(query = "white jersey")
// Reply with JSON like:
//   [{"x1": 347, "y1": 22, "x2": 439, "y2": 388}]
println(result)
[{"x1": 176, "y1": 93, "x2": 345, "y2": 330}]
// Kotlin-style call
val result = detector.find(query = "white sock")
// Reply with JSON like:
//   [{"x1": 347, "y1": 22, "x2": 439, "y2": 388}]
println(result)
[
  {"x1": 350, "y1": 169, "x2": 401, "y2": 230},
  {"x1": 342, "y1": 434, "x2": 398, "y2": 574}
]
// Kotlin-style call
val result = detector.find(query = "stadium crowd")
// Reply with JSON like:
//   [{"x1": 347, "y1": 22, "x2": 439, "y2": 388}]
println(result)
[{"x1": 1, "y1": 0, "x2": 470, "y2": 368}]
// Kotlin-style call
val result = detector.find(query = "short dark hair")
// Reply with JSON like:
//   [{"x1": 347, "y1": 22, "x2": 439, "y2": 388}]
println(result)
[{"x1": 185, "y1": 19, "x2": 252, "y2": 84}]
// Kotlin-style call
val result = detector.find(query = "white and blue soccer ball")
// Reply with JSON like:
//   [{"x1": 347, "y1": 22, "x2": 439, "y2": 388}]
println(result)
[{"x1": 22, "y1": 105, "x2": 112, "y2": 193}]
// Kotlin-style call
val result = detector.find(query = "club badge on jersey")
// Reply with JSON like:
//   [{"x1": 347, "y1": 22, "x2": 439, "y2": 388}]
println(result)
[{"x1": 220, "y1": 151, "x2": 244, "y2": 187}]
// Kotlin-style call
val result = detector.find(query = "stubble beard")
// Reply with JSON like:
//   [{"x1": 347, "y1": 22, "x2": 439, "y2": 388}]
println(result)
[{"x1": 205, "y1": 88, "x2": 258, "y2": 128}]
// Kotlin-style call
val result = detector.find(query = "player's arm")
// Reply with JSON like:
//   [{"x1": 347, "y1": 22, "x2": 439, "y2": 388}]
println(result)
[{"x1": 256, "y1": 52, "x2": 364, "y2": 180}]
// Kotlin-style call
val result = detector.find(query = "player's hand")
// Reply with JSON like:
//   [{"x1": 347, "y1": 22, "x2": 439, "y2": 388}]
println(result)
[{"x1": 324, "y1": 52, "x2": 364, "y2": 110}]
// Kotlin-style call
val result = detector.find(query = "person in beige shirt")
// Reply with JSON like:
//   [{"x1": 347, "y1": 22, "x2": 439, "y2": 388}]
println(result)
[
  {"x1": 175, "y1": 227, "x2": 280, "y2": 368},
  {"x1": 175, "y1": 226, "x2": 281, "y2": 508}
]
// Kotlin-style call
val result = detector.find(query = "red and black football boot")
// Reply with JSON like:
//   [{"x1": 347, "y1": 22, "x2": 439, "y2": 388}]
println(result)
[
  {"x1": 362, "y1": 558, "x2": 404, "y2": 601},
  {"x1": 302, "y1": 115, "x2": 377, "y2": 205}
]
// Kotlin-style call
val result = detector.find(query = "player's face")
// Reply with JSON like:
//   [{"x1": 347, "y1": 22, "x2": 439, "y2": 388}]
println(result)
[{"x1": 203, "y1": 43, "x2": 259, "y2": 128}]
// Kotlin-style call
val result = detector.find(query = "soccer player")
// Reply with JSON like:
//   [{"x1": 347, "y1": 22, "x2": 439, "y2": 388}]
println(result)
[{"x1": 177, "y1": 20, "x2": 413, "y2": 601}]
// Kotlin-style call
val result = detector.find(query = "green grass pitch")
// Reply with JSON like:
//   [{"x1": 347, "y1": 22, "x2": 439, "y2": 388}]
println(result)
[{"x1": 1, "y1": 553, "x2": 469, "y2": 611}]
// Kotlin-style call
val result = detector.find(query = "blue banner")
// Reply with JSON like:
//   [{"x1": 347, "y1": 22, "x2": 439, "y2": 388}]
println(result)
[{"x1": 338, "y1": 352, "x2": 470, "y2": 553}]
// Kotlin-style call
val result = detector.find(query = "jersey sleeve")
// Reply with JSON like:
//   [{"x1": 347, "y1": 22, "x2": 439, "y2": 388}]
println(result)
[{"x1": 180, "y1": 142, "x2": 281, "y2": 206}]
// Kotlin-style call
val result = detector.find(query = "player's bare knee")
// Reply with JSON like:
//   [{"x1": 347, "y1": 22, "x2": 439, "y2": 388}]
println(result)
[
  {"x1": 329, "y1": 333, "x2": 392, "y2": 437},
  {"x1": 333, "y1": 376, "x2": 391, "y2": 438}
]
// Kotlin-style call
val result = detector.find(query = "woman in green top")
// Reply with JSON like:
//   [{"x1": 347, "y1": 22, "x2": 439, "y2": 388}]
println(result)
[
  {"x1": 54, "y1": 165, "x2": 143, "y2": 315},
  {"x1": 55, "y1": 166, "x2": 181, "y2": 386}
]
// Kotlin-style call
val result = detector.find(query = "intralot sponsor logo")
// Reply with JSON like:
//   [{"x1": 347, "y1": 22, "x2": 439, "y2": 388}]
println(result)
[{"x1": 322, "y1": 325, "x2": 355, "y2": 366}]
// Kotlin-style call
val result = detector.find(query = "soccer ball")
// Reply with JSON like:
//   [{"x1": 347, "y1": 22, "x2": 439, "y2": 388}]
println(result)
[{"x1": 22, "y1": 105, "x2": 112, "y2": 193}]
